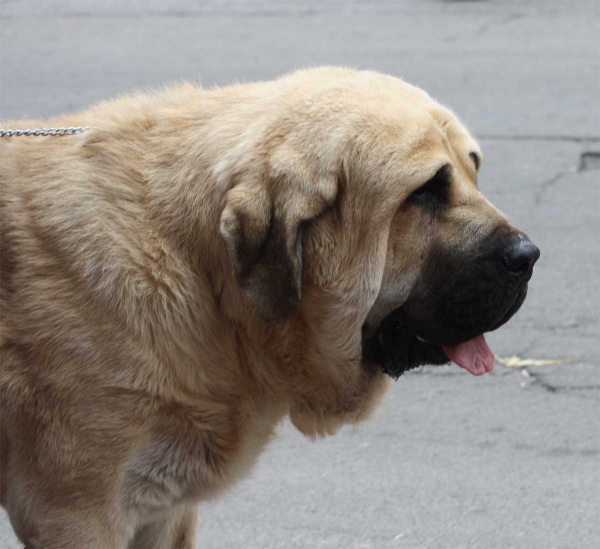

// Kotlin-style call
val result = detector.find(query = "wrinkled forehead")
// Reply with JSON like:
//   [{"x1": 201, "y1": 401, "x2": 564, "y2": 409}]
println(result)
[
  {"x1": 356, "y1": 95, "x2": 482, "y2": 185},
  {"x1": 433, "y1": 107, "x2": 482, "y2": 164},
  {"x1": 388, "y1": 77, "x2": 479, "y2": 152},
  {"x1": 283, "y1": 71, "x2": 481, "y2": 182}
]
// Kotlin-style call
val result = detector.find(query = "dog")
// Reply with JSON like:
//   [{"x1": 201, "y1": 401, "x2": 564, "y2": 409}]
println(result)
[{"x1": 0, "y1": 67, "x2": 540, "y2": 548}]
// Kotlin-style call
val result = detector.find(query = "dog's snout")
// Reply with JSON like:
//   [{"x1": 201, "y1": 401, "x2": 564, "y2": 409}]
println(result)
[{"x1": 498, "y1": 234, "x2": 540, "y2": 277}]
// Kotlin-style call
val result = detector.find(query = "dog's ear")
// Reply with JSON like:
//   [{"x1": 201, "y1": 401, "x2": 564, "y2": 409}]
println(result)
[{"x1": 220, "y1": 148, "x2": 337, "y2": 321}]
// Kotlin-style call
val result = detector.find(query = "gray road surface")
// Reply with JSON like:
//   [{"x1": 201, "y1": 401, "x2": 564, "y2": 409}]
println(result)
[{"x1": 1, "y1": 1, "x2": 599, "y2": 548}]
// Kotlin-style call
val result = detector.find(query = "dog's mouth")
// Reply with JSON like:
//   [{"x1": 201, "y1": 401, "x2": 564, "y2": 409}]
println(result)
[
  {"x1": 362, "y1": 287, "x2": 528, "y2": 380},
  {"x1": 362, "y1": 317, "x2": 495, "y2": 380},
  {"x1": 362, "y1": 319, "x2": 451, "y2": 379}
]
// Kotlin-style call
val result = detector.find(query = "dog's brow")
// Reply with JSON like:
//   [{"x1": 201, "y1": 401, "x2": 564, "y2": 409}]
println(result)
[{"x1": 428, "y1": 162, "x2": 451, "y2": 182}]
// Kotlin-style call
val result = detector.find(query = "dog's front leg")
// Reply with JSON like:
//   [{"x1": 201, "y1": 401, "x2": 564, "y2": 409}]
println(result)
[{"x1": 128, "y1": 506, "x2": 199, "y2": 549}]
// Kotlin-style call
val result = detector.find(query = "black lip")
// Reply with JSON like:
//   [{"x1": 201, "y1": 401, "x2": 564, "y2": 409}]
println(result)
[
  {"x1": 362, "y1": 319, "x2": 450, "y2": 380},
  {"x1": 489, "y1": 283, "x2": 528, "y2": 331},
  {"x1": 384, "y1": 309, "x2": 479, "y2": 347},
  {"x1": 388, "y1": 282, "x2": 530, "y2": 347},
  {"x1": 362, "y1": 282, "x2": 529, "y2": 379}
]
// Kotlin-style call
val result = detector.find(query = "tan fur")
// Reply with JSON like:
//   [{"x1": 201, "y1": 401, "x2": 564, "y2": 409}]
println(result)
[{"x1": 1, "y1": 67, "x2": 510, "y2": 548}]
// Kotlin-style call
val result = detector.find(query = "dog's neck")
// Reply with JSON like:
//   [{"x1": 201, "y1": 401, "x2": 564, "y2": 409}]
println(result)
[{"x1": 77, "y1": 86, "x2": 388, "y2": 437}]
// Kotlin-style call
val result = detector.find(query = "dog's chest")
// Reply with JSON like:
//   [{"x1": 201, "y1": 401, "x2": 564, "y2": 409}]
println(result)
[{"x1": 122, "y1": 409, "x2": 280, "y2": 517}]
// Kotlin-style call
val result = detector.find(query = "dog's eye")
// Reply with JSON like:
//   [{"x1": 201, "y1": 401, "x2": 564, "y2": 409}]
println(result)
[
  {"x1": 411, "y1": 185, "x2": 432, "y2": 200},
  {"x1": 408, "y1": 165, "x2": 451, "y2": 207}
]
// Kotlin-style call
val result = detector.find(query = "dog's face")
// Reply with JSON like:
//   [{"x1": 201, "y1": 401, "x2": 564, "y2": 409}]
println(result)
[
  {"x1": 360, "y1": 141, "x2": 538, "y2": 379},
  {"x1": 220, "y1": 68, "x2": 539, "y2": 428}
]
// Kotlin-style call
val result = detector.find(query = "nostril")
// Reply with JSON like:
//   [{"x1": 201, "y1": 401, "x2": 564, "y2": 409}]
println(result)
[
  {"x1": 502, "y1": 256, "x2": 530, "y2": 275},
  {"x1": 500, "y1": 237, "x2": 540, "y2": 277}
]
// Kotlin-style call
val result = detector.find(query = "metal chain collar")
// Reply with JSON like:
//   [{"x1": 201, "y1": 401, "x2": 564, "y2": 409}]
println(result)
[{"x1": 0, "y1": 126, "x2": 93, "y2": 137}]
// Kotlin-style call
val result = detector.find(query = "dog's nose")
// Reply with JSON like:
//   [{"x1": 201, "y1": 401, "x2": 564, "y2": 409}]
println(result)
[{"x1": 499, "y1": 234, "x2": 540, "y2": 277}]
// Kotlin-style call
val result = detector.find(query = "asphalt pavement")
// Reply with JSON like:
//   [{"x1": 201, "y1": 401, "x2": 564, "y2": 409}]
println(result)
[{"x1": 1, "y1": 1, "x2": 599, "y2": 548}]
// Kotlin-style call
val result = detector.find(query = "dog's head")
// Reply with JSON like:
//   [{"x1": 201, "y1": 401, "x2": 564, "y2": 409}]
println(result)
[{"x1": 219, "y1": 67, "x2": 539, "y2": 430}]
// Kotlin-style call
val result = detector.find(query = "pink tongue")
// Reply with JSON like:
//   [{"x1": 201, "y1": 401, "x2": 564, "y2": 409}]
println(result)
[{"x1": 442, "y1": 335, "x2": 495, "y2": 376}]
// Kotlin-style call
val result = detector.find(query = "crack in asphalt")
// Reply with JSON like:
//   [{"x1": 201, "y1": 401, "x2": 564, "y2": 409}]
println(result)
[
  {"x1": 524, "y1": 368, "x2": 600, "y2": 395},
  {"x1": 534, "y1": 170, "x2": 571, "y2": 206},
  {"x1": 0, "y1": 3, "x2": 509, "y2": 20},
  {"x1": 532, "y1": 148, "x2": 599, "y2": 205},
  {"x1": 474, "y1": 12, "x2": 525, "y2": 38}
]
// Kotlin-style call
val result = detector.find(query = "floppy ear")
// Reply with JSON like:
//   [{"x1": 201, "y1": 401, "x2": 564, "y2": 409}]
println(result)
[{"x1": 220, "y1": 152, "x2": 337, "y2": 321}]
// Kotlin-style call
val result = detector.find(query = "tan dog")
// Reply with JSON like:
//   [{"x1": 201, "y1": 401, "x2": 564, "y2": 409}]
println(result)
[{"x1": 0, "y1": 67, "x2": 539, "y2": 548}]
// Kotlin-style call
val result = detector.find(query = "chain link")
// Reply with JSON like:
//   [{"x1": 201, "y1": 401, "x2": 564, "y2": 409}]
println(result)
[{"x1": 0, "y1": 126, "x2": 93, "y2": 137}]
